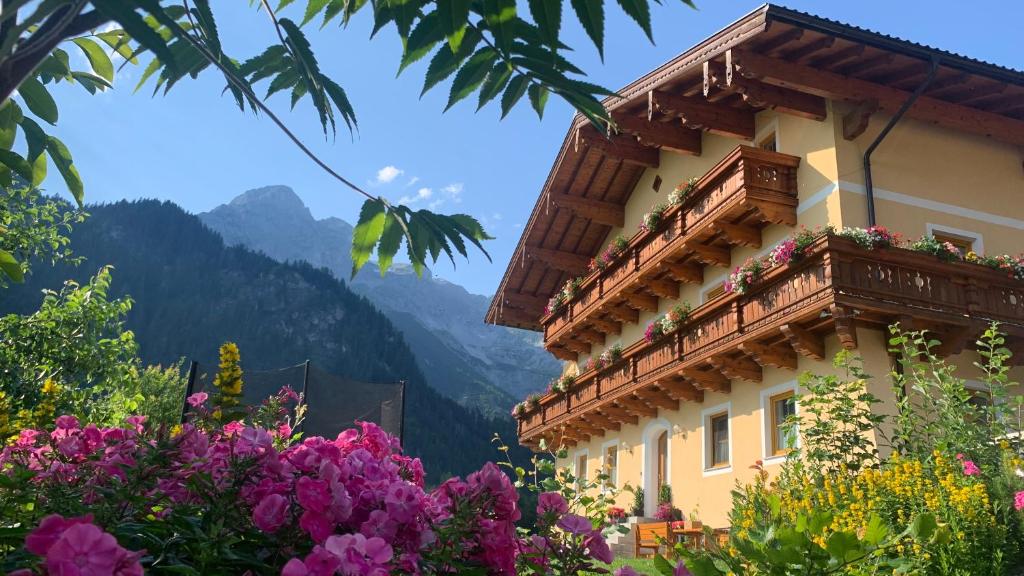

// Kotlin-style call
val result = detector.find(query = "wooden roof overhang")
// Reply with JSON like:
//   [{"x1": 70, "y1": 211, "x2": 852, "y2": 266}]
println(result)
[{"x1": 486, "y1": 4, "x2": 1024, "y2": 331}]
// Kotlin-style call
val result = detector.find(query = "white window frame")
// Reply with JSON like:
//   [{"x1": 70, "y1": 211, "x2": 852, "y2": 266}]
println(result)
[
  {"x1": 642, "y1": 418, "x2": 673, "y2": 516},
  {"x1": 925, "y1": 223, "x2": 984, "y2": 255},
  {"x1": 573, "y1": 448, "x2": 590, "y2": 483},
  {"x1": 601, "y1": 438, "x2": 619, "y2": 490},
  {"x1": 752, "y1": 116, "x2": 780, "y2": 152},
  {"x1": 760, "y1": 381, "x2": 800, "y2": 465},
  {"x1": 701, "y1": 402, "x2": 733, "y2": 477}
]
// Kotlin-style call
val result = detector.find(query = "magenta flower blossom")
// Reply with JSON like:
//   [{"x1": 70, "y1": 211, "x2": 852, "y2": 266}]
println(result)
[
  {"x1": 537, "y1": 492, "x2": 569, "y2": 517},
  {"x1": 253, "y1": 493, "x2": 290, "y2": 533},
  {"x1": 186, "y1": 392, "x2": 209, "y2": 407},
  {"x1": 675, "y1": 559, "x2": 695, "y2": 576},
  {"x1": 25, "y1": 514, "x2": 95, "y2": 556},
  {"x1": 962, "y1": 460, "x2": 981, "y2": 476},
  {"x1": 55, "y1": 415, "x2": 79, "y2": 430},
  {"x1": 1014, "y1": 491, "x2": 1024, "y2": 512},
  {"x1": 615, "y1": 567, "x2": 641, "y2": 576},
  {"x1": 557, "y1": 513, "x2": 593, "y2": 535},
  {"x1": 585, "y1": 530, "x2": 613, "y2": 563},
  {"x1": 44, "y1": 522, "x2": 143, "y2": 576},
  {"x1": 325, "y1": 533, "x2": 393, "y2": 576}
]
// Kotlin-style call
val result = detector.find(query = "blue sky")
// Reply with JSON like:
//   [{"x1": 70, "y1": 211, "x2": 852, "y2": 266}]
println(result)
[{"x1": 45, "y1": 1, "x2": 1024, "y2": 296}]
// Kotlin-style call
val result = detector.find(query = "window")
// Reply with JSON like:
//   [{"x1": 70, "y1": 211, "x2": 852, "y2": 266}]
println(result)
[
  {"x1": 704, "y1": 283, "x2": 726, "y2": 303},
  {"x1": 757, "y1": 131, "x2": 777, "y2": 152},
  {"x1": 576, "y1": 453, "x2": 588, "y2": 483},
  {"x1": 932, "y1": 232, "x2": 973, "y2": 256},
  {"x1": 604, "y1": 444, "x2": 618, "y2": 488},
  {"x1": 656, "y1": 431, "x2": 668, "y2": 488},
  {"x1": 770, "y1": 391, "x2": 797, "y2": 455},
  {"x1": 710, "y1": 413, "x2": 729, "y2": 467}
]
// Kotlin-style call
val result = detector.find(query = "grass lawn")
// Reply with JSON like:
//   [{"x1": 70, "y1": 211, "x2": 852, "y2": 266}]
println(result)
[{"x1": 605, "y1": 557, "x2": 659, "y2": 574}]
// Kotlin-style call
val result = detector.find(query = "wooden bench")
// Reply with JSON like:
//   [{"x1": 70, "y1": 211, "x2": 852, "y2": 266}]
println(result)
[{"x1": 634, "y1": 521, "x2": 670, "y2": 558}]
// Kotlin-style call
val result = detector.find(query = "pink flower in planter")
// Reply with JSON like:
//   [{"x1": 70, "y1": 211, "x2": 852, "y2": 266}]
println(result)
[
  {"x1": 281, "y1": 545, "x2": 341, "y2": 576},
  {"x1": 325, "y1": 533, "x2": 393, "y2": 576},
  {"x1": 55, "y1": 415, "x2": 79, "y2": 430},
  {"x1": 962, "y1": 460, "x2": 981, "y2": 476},
  {"x1": 25, "y1": 514, "x2": 94, "y2": 556},
  {"x1": 537, "y1": 492, "x2": 569, "y2": 517},
  {"x1": 45, "y1": 523, "x2": 141, "y2": 576},
  {"x1": 253, "y1": 493, "x2": 290, "y2": 533},
  {"x1": 1014, "y1": 491, "x2": 1024, "y2": 512},
  {"x1": 186, "y1": 392, "x2": 208, "y2": 407},
  {"x1": 557, "y1": 514, "x2": 593, "y2": 535}
]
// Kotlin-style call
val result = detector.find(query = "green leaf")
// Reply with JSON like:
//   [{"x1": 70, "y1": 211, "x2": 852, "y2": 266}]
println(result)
[
  {"x1": 72, "y1": 38, "x2": 115, "y2": 82},
  {"x1": 910, "y1": 513, "x2": 937, "y2": 542},
  {"x1": 376, "y1": 212, "x2": 405, "y2": 275},
  {"x1": 92, "y1": 0, "x2": 179, "y2": 75},
  {"x1": 652, "y1": 554, "x2": 674, "y2": 576},
  {"x1": 477, "y1": 63, "x2": 513, "y2": 110},
  {"x1": 528, "y1": 83, "x2": 548, "y2": 119},
  {"x1": 444, "y1": 48, "x2": 496, "y2": 110},
  {"x1": 302, "y1": 0, "x2": 332, "y2": 25},
  {"x1": 436, "y1": 0, "x2": 471, "y2": 52},
  {"x1": 0, "y1": 100, "x2": 22, "y2": 149},
  {"x1": 483, "y1": 0, "x2": 517, "y2": 54},
  {"x1": 527, "y1": 0, "x2": 562, "y2": 47},
  {"x1": 570, "y1": 0, "x2": 605, "y2": 59},
  {"x1": 500, "y1": 74, "x2": 530, "y2": 118},
  {"x1": 863, "y1": 513, "x2": 888, "y2": 546},
  {"x1": 322, "y1": 77, "x2": 357, "y2": 131},
  {"x1": 191, "y1": 0, "x2": 222, "y2": 54},
  {"x1": 96, "y1": 30, "x2": 138, "y2": 64},
  {"x1": 420, "y1": 27, "x2": 481, "y2": 95},
  {"x1": 351, "y1": 199, "x2": 387, "y2": 278},
  {"x1": 45, "y1": 135, "x2": 84, "y2": 206},
  {"x1": 17, "y1": 77, "x2": 58, "y2": 125},
  {"x1": 0, "y1": 249, "x2": 24, "y2": 283},
  {"x1": 616, "y1": 0, "x2": 653, "y2": 41},
  {"x1": 825, "y1": 531, "x2": 860, "y2": 561},
  {"x1": 0, "y1": 149, "x2": 33, "y2": 182},
  {"x1": 399, "y1": 10, "x2": 442, "y2": 74}
]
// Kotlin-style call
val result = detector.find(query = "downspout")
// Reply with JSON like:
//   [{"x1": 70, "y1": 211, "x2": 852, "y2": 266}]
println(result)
[{"x1": 863, "y1": 57, "x2": 940, "y2": 227}]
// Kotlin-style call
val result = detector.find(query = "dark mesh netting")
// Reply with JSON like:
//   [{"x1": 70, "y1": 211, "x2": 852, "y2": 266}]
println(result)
[{"x1": 188, "y1": 362, "x2": 404, "y2": 440}]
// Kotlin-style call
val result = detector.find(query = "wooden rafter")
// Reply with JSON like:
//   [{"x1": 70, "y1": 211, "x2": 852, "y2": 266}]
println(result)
[
  {"x1": 708, "y1": 355, "x2": 762, "y2": 382},
  {"x1": 499, "y1": 291, "x2": 548, "y2": 310},
  {"x1": 657, "y1": 378, "x2": 704, "y2": 402},
  {"x1": 600, "y1": 406, "x2": 639, "y2": 426},
  {"x1": 842, "y1": 99, "x2": 880, "y2": 140},
  {"x1": 838, "y1": 53, "x2": 894, "y2": 77},
  {"x1": 730, "y1": 48, "x2": 1024, "y2": 147},
  {"x1": 624, "y1": 291, "x2": 659, "y2": 312},
  {"x1": 808, "y1": 43, "x2": 865, "y2": 69},
  {"x1": 660, "y1": 261, "x2": 703, "y2": 284},
  {"x1": 781, "y1": 35, "x2": 836, "y2": 64},
  {"x1": 649, "y1": 90, "x2": 756, "y2": 140},
  {"x1": 582, "y1": 412, "x2": 620, "y2": 431},
  {"x1": 564, "y1": 339, "x2": 592, "y2": 355},
  {"x1": 681, "y1": 368, "x2": 731, "y2": 392},
  {"x1": 496, "y1": 307, "x2": 541, "y2": 328},
  {"x1": 635, "y1": 388, "x2": 680, "y2": 411},
  {"x1": 647, "y1": 278, "x2": 680, "y2": 299},
  {"x1": 612, "y1": 113, "x2": 702, "y2": 156},
  {"x1": 577, "y1": 129, "x2": 660, "y2": 168},
  {"x1": 528, "y1": 247, "x2": 590, "y2": 275},
  {"x1": 549, "y1": 347, "x2": 578, "y2": 362},
  {"x1": 705, "y1": 57, "x2": 827, "y2": 121},
  {"x1": 549, "y1": 192, "x2": 625, "y2": 227},
  {"x1": 615, "y1": 396, "x2": 658, "y2": 417},
  {"x1": 830, "y1": 304, "x2": 858, "y2": 350},
  {"x1": 712, "y1": 221, "x2": 762, "y2": 248},
  {"x1": 738, "y1": 341, "x2": 797, "y2": 370},
  {"x1": 590, "y1": 318, "x2": 621, "y2": 335},
  {"x1": 577, "y1": 328, "x2": 606, "y2": 345},
  {"x1": 756, "y1": 27, "x2": 804, "y2": 54},
  {"x1": 605, "y1": 303, "x2": 640, "y2": 324},
  {"x1": 780, "y1": 323, "x2": 825, "y2": 359},
  {"x1": 686, "y1": 242, "x2": 731, "y2": 267}
]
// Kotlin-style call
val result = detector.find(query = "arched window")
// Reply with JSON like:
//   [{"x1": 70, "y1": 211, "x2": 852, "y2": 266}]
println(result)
[{"x1": 656, "y1": 430, "x2": 668, "y2": 492}]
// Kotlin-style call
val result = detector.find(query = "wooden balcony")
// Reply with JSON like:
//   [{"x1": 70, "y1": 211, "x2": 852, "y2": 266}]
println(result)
[
  {"x1": 542, "y1": 145, "x2": 801, "y2": 360},
  {"x1": 519, "y1": 235, "x2": 1024, "y2": 447}
]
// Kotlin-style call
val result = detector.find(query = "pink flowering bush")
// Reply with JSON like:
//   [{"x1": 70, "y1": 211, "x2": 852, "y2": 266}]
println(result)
[{"x1": 0, "y1": 404, "x2": 523, "y2": 575}]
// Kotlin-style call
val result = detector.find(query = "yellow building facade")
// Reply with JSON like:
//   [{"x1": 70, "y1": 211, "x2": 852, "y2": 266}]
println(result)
[{"x1": 486, "y1": 6, "x2": 1024, "y2": 529}]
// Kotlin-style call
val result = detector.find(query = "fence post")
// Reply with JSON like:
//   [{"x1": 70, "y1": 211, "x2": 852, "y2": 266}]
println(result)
[
  {"x1": 179, "y1": 360, "x2": 198, "y2": 424},
  {"x1": 398, "y1": 380, "x2": 407, "y2": 444},
  {"x1": 296, "y1": 360, "x2": 310, "y2": 434}
]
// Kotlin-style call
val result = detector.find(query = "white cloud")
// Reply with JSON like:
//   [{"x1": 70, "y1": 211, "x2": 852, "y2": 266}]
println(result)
[
  {"x1": 405, "y1": 176, "x2": 420, "y2": 187},
  {"x1": 375, "y1": 165, "x2": 403, "y2": 184},
  {"x1": 398, "y1": 187, "x2": 433, "y2": 204},
  {"x1": 441, "y1": 183, "x2": 464, "y2": 204},
  {"x1": 492, "y1": 212, "x2": 503, "y2": 221}
]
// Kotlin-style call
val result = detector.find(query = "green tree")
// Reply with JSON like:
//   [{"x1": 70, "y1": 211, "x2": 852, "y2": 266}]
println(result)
[
  {"x1": 0, "y1": 0, "x2": 695, "y2": 281},
  {"x1": 0, "y1": 183, "x2": 85, "y2": 285}
]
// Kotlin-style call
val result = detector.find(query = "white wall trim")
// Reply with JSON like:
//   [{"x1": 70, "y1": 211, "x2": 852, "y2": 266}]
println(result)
[
  {"x1": 641, "y1": 417, "x2": 672, "y2": 516},
  {"x1": 701, "y1": 402, "x2": 733, "y2": 477},
  {"x1": 795, "y1": 180, "x2": 1024, "y2": 231},
  {"x1": 759, "y1": 381, "x2": 799, "y2": 466},
  {"x1": 573, "y1": 448, "x2": 589, "y2": 483},
  {"x1": 600, "y1": 438, "x2": 620, "y2": 489},
  {"x1": 925, "y1": 223, "x2": 984, "y2": 255}
]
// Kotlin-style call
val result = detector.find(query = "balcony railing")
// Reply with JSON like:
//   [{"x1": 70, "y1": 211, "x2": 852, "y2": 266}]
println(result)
[
  {"x1": 518, "y1": 235, "x2": 1024, "y2": 445},
  {"x1": 542, "y1": 145, "x2": 801, "y2": 358}
]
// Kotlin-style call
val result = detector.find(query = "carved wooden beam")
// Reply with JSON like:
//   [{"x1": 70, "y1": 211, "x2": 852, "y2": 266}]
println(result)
[
  {"x1": 549, "y1": 346, "x2": 578, "y2": 362},
  {"x1": 605, "y1": 303, "x2": 640, "y2": 324},
  {"x1": 624, "y1": 291, "x2": 659, "y2": 312},
  {"x1": 781, "y1": 35, "x2": 836, "y2": 63},
  {"x1": 731, "y1": 48, "x2": 1024, "y2": 147},
  {"x1": 577, "y1": 328, "x2": 606, "y2": 345},
  {"x1": 497, "y1": 307, "x2": 542, "y2": 328},
  {"x1": 686, "y1": 242, "x2": 731, "y2": 267},
  {"x1": 706, "y1": 55, "x2": 827, "y2": 121},
  {"x1": 681, "y1": 368, "x2": 731, "y2": 392},
  {"x1": 635, "y1": 389, "x2": 680, "y2": 411},
  {"x1": 564, "y1": 339, "x2": 592, "y2": 355},
  {"x1": 528, "y1": 247, "x2": 590, "y2": 275},
  {"x1": 649, "y1": 90, "x2": 756, "y2": 140},
  {"x1": 660, "y1": 261, "x2": 703, "y2": 284},
  {"x1": 647, "y1": 278, "x2": 680, "y2": 299},
  {"x1": 808, "y1": 43, "x2": 864, "y2": 69},
  {"x1": 839, "y1": 53, "x2": 894, "y2": 77},
  {"x1": 746, "y1": 198, "x2": 798, "y2": 227},
  {"x1": 499, "y1": 291, "x2": 548, "y2": 311},
  {"x1": 712, "y1": 221, "x2": 762, "y2": 248},
  {"x1": 708, "y1": 355, "x2": 763, "y2": 382},
  {"x1": 780, "y1": 323, "x2": 825, "y2": 360},
  {"x1": 577, "y1": 128, "x2": 660, "y2": 168},
  {"x1": 549, "y1": 192, "x2": 625, "y2": 227},
  {"x1": 572, "y1": 420, "x2": 604, "y2": 436},
  {"x1": 590, "y1": 318, "x2": 621, "y2": 335},
  {"x1": 582, "y1": 412, "x2": 620, "y2": 431},
  {"x1": 924, "y1": 72, "x2": 971, "y2": 97},
  {"x1": 600, "y1": 406, "x2": 640, "y2": 425},
  {"x1": 932, "y1": 325, "x2": 974, "y2": 357},
  {"x1": 613, "y1": 113, "x2": 702, "y2": 156},
  {"x1": 615, "y1": 396, "x2": 658, "y2": 417},
  {"x1": 842, "y1": 99, "x2": 880, "y2": 140},
  {"x1": 657, "y1": 378, "x2": 704, "y2": 402},
  {"x1": 830, "y1": 305, "x2": 858, "y2": 350},
  {"x1": 738, "y1": 341, "x2": 797, "y2": 370},
  {"x1": 757, "y1": 27, "x2": 804, "y2": 54}
]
